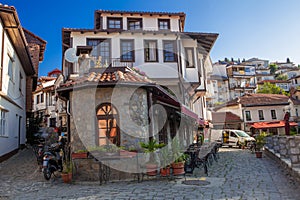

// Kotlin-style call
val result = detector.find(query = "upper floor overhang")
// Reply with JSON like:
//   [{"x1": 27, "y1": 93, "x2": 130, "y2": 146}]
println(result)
[{"x1": 0, "y1": 5, "x2": 35, "y2": 75}]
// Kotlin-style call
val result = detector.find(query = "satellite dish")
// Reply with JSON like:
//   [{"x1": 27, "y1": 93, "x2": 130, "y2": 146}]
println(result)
[{"x1": 64, "y1": 48, "x2": 78, "y2": 63}]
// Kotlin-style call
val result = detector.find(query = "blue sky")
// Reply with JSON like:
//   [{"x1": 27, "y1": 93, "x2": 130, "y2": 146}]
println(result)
[{"x1": 2, "y1": 0, "x2": 300, "y2": 76}]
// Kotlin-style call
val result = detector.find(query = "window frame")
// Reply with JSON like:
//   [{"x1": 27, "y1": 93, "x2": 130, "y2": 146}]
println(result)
[
  {"x1": 0, "y1": 109, "x2": 7, "y2": 137},
  {"x1": 96, "y1": 103, "x2": 120, "y2": 147},
  {"x1": 185, "y1": 47, "x2": 195, "y2": 68},
  {"x1": 107, "y1": 17, "x2": 123, "y2": 29},
  {"x1": 87, "y1": 38, "x2": 111, "y2": 66},
  {"x1": 271, "y1": 110, "x2": 277, "y2": 119},
  {"x1": 163, "y1": 40, "x2": 177, "y2": 62},
  {"x1": 258, "y1": 110, "x2": 264, "y2": 120},
  {"x1": 245, "y1": 111, "x2": 251, "y2": 121},
  {"x1": 158, "y1": 19, "x2": 170, "y2": 30},
  {"x1": 127, "y1": 18, "x2": 143, "y2": 30},
  {"x1": 144, "y1": 40, "x2": 158, "y2": 62},
  {"x1": 120, "y1": 39, "x2": 135, "y2": 62}
]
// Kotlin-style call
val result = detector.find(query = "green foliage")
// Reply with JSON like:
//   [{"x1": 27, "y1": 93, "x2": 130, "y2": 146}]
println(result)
[
  {"x1": 269, "y1": 63, "x2": 278, "y2": 75},
  {"x1": 140, "y1": 139, "x2": 165, "y2": 153},
  {"x1": 171, "y1": 137, "x2": 188, "y2": 163},
  {"x1": 62, "y1": 160, "x2": 73, "y2": 173},
  {"x1": 276, "y1": 74, "x2": 288, "y2": 80},
  {"x1": 257, "y1": 82, "x2": 288, "y2": 96},
  {"x1": 159, "y1": 147, "x2": 172, "y2": 168},
  {"x1": 255, "y1": 132, "x2": 268, "y2": 151}
]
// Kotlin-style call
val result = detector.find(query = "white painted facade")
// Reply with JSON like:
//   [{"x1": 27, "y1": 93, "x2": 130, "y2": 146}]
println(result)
[
  {"x1": 0, "y1": 21, "x2": 27, "y2": 157},
  {"x1": 63, "y1": 11, "x2": 217, "y2": 123},
  {"x1": 32, "y1": 79, "x2": 57, "y2": 127}
]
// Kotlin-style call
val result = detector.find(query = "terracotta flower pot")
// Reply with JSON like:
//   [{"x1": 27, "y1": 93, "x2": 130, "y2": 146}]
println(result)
[
  {"x1": 146, "y1": 163, "x2": 157, "y2": 176},
  {"x1": 171, "y1": 162, "x2": 185, "y2": 175},
  {"x1": 61, "y1": 172, "x2": 72, "y2": 183},
  {"x1": 160, "y1": 167, "x2": 170, "y2": 176},
  {"x1": 71, "y1": 152, "x2": 88, "y2": 159},
  {"x1": 255, "y1": 151, "x2": 262, "y2": 158}
]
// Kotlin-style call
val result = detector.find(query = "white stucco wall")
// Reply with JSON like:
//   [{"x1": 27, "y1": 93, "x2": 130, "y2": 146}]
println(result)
[{"x1": 0, "y1": 22, "x2": 27, "y2": 156}]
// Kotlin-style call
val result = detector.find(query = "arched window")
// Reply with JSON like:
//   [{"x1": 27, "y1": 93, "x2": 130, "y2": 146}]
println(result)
[{"x1": 96, "y1": 103, "x2": 120, "y2": 146}]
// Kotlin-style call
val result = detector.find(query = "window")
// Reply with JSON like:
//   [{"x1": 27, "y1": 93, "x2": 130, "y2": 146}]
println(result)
[
  {"x1": 8, "y1": 54, "x2": 14, "y2": 81},
  {"x1": 41, "y1": 93, "x2": 44, "y2": 103},
  {"x1": 158, "y1": 19, "x2": 170, "y2": 30},
  {"x1": 144, "y1": 40, "x2": 158, "y2": 62},
  {"x1": 271, "y1": 110, "x2": 277, "y2": 119},
  {"x1": 19, "y1": 73, "x2": 23, "y2": 92},
  {"x1": 258, "y1": 110, "x2": 264, "y2": 120},
  {"x1": 96, "y1": 103, "x2": 120, "y2": 146},
  {"x1": 296, "y1": 108, "x2": 299, "y2": 117},
  {"x1": 0, "y1": 110, "x2": 7, "y2": 136},
  {"x1": 87, "y1": 39, "x2": 111, "y2": 66},
  {"x1": 163, "y1": 40, "x2": 177, "y2": 62},
  {"x1": 185, "y1": 48, "x2": 195, "y2": 68},
  {"x1": 36, "y1": 95, "x2": 40, "y2": 104},
  {"x1": 127, "y1": 18, "x2": 142, "y2": 30},
  {"x1": 245, "y1": 111, "x2": 251, "y2": 121},
  {"x1": 107, "y1": 17, "x2": 122, "y2": 29},
  {"x1": 295, "y1": 79, "x2": 298, "y2": 84},
  {"x1": 120, "y1": 39, "x2": 135, "y2": 62}
]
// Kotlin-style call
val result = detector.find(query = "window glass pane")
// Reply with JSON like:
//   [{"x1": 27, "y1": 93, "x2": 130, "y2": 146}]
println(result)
[
  {"x1": 128, "y1": 19, "x2": 141, "y2": 30},
  {"x1": 163, "y1": 41, "x2": 176, "y2": 62},
  {"x1": 121, "y1": 40, "x2": 134, "y2": 61},
  {"x1": 185, "y1": 48, "x2": 194, "y2": 67},
  {"x1": 145, "y1": 41, "x2": 157, "y2": 62}
]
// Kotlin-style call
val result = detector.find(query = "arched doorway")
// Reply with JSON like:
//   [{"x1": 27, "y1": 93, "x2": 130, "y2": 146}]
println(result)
[{"x1": 96, "y1": 103, "x2": 120, "y2": 146}]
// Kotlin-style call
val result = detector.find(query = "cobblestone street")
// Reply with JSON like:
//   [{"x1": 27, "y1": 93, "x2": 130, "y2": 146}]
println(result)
[{"x1": 1, "y1": 147, "x2": 300, "y2": 200}]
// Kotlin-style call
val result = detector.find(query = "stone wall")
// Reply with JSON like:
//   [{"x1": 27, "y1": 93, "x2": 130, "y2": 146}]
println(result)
[
  {"x1": 69, "y1": 86, "x2": 149, "y2": 181},
  {"x1": 266, "y1": 135, "x2": 300, "y2": 167}
]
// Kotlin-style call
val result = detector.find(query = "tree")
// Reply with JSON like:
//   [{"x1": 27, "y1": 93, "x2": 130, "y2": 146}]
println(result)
[
  {"x1": 276, "y1": 74, "x2": 288, "y2": 80},
  {"x1": 269, "y1": 63, "x2": 278, "y2": 75},
  {"x1": 287, "y1": 57, "x2": 290, "y2": 63},
  {"x1": 257, "y1": 82, "x2": 288, "y2": 96}
]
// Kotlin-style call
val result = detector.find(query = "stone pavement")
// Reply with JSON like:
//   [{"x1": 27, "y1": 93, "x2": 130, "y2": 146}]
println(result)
[{"x1": 1, "y1": 147, "x2": 300, "y2": 200}]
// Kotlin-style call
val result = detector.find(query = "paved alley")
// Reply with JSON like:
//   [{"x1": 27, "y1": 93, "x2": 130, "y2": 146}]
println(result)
[{"x1": 1, "y1": 147, "x2": 300, "y2": 200}]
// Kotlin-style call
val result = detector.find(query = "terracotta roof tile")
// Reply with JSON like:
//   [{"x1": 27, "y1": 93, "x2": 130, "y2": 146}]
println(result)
[
  {"x1": 240, "y1": 93, "x2": 289, "y2": 107},
  {"x1": 59, "y1": 68, "x2": 153, "y2": 89}
]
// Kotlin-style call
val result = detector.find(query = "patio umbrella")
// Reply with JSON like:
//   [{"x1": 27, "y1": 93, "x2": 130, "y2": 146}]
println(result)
[{"x1": 284, "y1": 112, "x2": 290, "y2": 136}]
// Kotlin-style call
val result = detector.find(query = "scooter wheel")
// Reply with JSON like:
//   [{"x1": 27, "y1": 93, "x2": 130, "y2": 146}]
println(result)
[{"x1": 43, "y1": 168, "x2": 52, "y2": 180}]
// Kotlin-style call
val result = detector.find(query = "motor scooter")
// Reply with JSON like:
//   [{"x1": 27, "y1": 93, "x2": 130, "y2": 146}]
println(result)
[{"x1": 42, "y1": 143, "x2": 63, "y2": 180}]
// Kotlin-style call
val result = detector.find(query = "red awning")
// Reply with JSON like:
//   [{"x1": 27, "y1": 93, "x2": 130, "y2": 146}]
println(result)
[
  {"x1": 181, "y1": 105, "x2": 198, "y2": 120},
  {"x1": 251, "y1": 121, "x2": 298, "y2": 129}
]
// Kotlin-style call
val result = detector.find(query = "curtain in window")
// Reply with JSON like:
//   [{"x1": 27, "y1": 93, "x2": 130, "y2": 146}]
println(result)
[{"x1": 149, "y1": 42, "x2": 156, "y2": 61}]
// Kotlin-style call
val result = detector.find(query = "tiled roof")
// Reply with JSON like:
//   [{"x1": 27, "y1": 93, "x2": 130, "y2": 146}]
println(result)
[
  {"x1": 214, "y1": 93, "x2": 289, "y2": 111},
  {"x1": 290, "y1": 97, "x2": 300, "y2": 105},
  {"x1": 240, "y1": 93, "x2": 289, "y2": 107},
  {"x1": 96, "y1": 9, "x2": 186, "y2": 17},
  {"x1": 257, "y1": 80, "x2": 290, "y2": 84},
  {"x1": 212, "y1": 112, "x2": 242, "y2": 123},
  {"x1": 59, "y1": 68, "x2": 153, "y2": 89}
]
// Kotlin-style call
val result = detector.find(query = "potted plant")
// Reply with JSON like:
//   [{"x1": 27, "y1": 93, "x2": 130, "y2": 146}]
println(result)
[
  {"x1": 255, "y1": 132, "x2": 268, "y2": 158},
  {"x1": 171, "y1": 137, "x2": 188, "y2": 175},
  {"x1": 140, "y1": 139, "x2": 165, "y2": 176},
  {"x1": 61, "y1": 160, "x2": 72, "y2": 183},
  {"x1": 71, "y1": 149, "x2": 89, "y2": 159},
  {"x1": 159, "y1": 147, "x2": 172, "y2": 176}
]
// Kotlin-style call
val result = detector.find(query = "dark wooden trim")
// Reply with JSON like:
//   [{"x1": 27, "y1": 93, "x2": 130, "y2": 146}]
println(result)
[
  {"x1": 107, "y1": 17, "x2": 123, "y2": 30},
  {"x1": 0, "y1": 148, "x2": 18, "y2": 163},
  {"x1": 158, "y1": 19, "x2": 170, "y2": 30},
  {"x1": 127, "y1": 18, "x2": 143, "y2": 30},
  {"x1": 162, "y1": 40, "x2": 177, "y2": 63},
  {"x1": 144, "y1": 40, "x2": 158, "y2": 62},
  {"x1": 120, "y1": 39, "x2": 135, "y2": 62}
]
